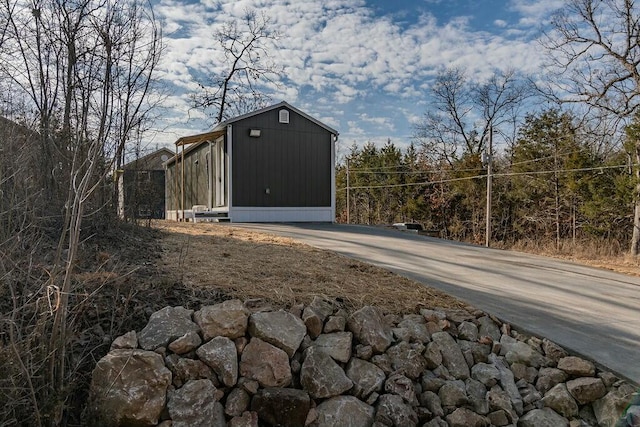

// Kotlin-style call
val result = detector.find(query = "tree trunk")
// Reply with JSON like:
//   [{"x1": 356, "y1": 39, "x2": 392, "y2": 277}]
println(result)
[
  {"x1": 631, "y1": 199, "x2": 640, "y2": 256},
  {"x1": 632, "y1": 144, "x2": 640, "y2": 256}
]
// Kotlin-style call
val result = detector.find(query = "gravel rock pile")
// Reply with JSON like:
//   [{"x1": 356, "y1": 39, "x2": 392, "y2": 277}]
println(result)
[{"x1": 89, "y1": 298, "x2": 639, "y2": 426}]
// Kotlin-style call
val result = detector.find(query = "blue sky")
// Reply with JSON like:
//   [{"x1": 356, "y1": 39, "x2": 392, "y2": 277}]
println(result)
[{"x1": 149, "y1": 0, "x2": 563, "y2": 157}]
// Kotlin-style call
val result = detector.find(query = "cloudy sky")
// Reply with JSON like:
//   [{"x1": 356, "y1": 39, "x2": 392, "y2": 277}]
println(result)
[{"x1": 149, "y1": 0, "x2": 564, "y2": 154}]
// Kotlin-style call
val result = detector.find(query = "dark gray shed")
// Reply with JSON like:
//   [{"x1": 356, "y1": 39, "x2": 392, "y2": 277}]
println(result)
[
  {"x1": 117, "y1": 148, "x2": 173, "y2": 219},
  {"x1": 165, "y1": 101, "x2": 338, "y2": 222}
]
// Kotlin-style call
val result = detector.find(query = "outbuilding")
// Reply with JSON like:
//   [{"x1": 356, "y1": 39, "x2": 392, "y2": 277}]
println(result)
[
  {"x1": 165, "y1": 101, "x2": 338, "y2": 222},
  {"x1": 116, "y1": 147, "x2": 173, "y2": 220}
]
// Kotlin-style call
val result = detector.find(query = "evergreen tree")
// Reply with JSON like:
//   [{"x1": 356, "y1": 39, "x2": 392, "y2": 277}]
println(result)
[{"x1": 508, "y1": 109, "x2": 589, "y2": 248}]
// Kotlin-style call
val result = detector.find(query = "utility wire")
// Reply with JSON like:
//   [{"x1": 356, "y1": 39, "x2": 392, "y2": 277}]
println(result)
[
  {"x1": 338, "y1": 163, "x2": 630, "y2": 191},
  {"x1": 344, "y1": 149, "x2": 597, "y2": 174}
]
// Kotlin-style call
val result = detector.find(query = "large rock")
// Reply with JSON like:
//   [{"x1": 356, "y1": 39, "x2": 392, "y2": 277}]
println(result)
[
  {"x1": 302, "y1": 306, "x2": 324, "y2": 339},
  {"x1": 385, "y1": 373, "x2": 419, "y2": 406},
  {"x1": 311, "y1": 332, "x2": 353, "y2": 363},
  {"x1": 457, "y1": 321, "x2": 479, "y2": 341},
  {"x1": 466, "y1": 378, "x2": 489, "y2": 415},
  {"x1": 89, "y1": 349, "x2": 171, "y2": 426},
  {"x1": 487, "y1": 410, "x2": 511, "y2": 427},
  {"x1": 431, "y1": 331, "x2": 470, "y2": 380},
  {"x1": 557, "y1": 356, "x2": 595, "y2": 377},
  {"x1": 169, "y1": 331, "x2": 202, "y2": 354},
  {"x1": 315, "y1": 396, "x2": 375, "y2": 427},
  {"x1": 345, "y1": 357, "x2": 386, "y2": 399},
  {"x1": 593, "y1": 389, "x2": 634, "y2": 427},
  {"x1": 300, "y1": 347, "x2": 353, "y2": 398},
  {"x1": 477, "y1": 316, "x2": 501, "y2": 342},
  {"x1": 248, "y1": 310, "x2": 307, "y2": 357},
  {"x1": 225, "y1": 388, "x2": 250, "y2": 417},
  {"x1": 165, "y1": 354, "x2": 215, "y2": 387},
  {"x1": 240, "y1": 338, "x2": 291, "y2": 387},
  {"x1": 423, "y1": 418, "x2": 448, "y2": 427},
  {"x1": 489, "y1": 354, "x2": 523, "y2": 416},
  {"x1": 375, "y1": 394, "x2": 419, "y2": 427},
  {"x1": 196, "y1": 336, "x2": 238, "y2": 387},
  {"x1": 424, "y1": 341, "x2": 443, "y2": 369},
  {"x1": 324, "y1": 315, "x2": 347, "y2": 333},
  {"x1": 518, "y1": 381, "x2": 542, "y2": 409},
  {"x1": 386, "y1": 341, "x2": 427, "y2": 380},
  {"x1": 504, "y1": 341, "x2": 549, "y2": 368},
  {"x1": 510, "y1": 362, "x2": 538, "y2": 384},
  {"x1": 517, "y1": 408, "x2": 568, "y2": 427},
  {"x1": 308, "y1": 296, "x2": 335, "y2": 321},
  {"x1": 541, "y1": 384, "x2": 578, "y2": 418},
  {"x1": 111, "y1": 330, "x2": 138, "y2": 350},
  {"x1": 229, "y1": 412, "x2": 259, "y2": 427},
  {"x1": 541, "y1": 339, "x2": 568, "y2": 364},
  {"x1": 566, "y1": 377, "x2": 606, "y2": 405},
  {"x1": 195, "y1": 299, "x2": 249, "y2": 340},
  {"x1": 487, "y1": 389, "x2": 515, "y2": 416},
  {"x1": 138, "y1": 306, "x2": 199, "y2": 350},
  {"x1": 250, "y1": 388, "x2": 310, "y2": 427},
  {"x1": 445, "y1": 407, "x2": 489, "y2": 427},
  {"x1": 167, "y1": 379, "x2": 225, "y2": 427},
  {"x1": 536, "y1": 367, "x2": 568, "y2": 394},
  {"x1": 395, "y1": 314, "x2": 431, "y2": 343},
  {"x1": 439, "y1": 380, "x2": 468, "y2": 408},
  {"x1": 471, "y1": 363, "x2": 500, "y2": 388},
  {"x1": 420, "y1": 391, "x2": 444, "y2": 418},
  {"x1": 347, "y1": 306, "x2": 393, "y2": 354}
]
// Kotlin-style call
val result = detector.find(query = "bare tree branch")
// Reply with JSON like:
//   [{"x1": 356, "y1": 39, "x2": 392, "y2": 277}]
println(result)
[{"x1": 192, "y1": 9, "x2": 283, "y2": 123}]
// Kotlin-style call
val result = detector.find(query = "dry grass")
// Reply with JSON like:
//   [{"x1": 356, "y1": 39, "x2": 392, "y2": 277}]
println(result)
[
  {"x1": 154, "y1": 221, "x2": 471, "y2": 315},
  {"x1": 506, "y1": 238, "x2": 640, "y2": 277}
]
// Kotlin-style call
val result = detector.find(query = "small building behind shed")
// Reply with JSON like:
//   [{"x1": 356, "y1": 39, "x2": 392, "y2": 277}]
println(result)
[
  {"x1": 117, "y1": 148, "x2": 173, "y2": 220},
  {"x1": 165, "y1": 101, "x2": 338, "y2": 223}
]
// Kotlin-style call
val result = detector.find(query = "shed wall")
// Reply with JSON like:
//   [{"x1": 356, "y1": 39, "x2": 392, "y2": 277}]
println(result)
[{"x1": 231, "y1": 108, "x2": 332, "y2": 208}]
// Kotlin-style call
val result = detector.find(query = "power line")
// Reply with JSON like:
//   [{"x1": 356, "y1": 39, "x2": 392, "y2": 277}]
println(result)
[{"x1": 338, "y1": 163, "x2": 630, "y2": 191}]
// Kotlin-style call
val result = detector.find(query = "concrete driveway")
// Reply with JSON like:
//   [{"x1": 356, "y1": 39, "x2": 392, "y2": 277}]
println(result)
[{"x1": 235, "y1": 223, "x2": 640, "y2": 385}]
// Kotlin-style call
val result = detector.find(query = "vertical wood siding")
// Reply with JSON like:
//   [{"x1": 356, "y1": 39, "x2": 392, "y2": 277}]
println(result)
[
  {"x1": 231, "y1": 108, "x2": 332, "y2": 207},
  {"x1": 166, "y1": 143, "x2": 212, "y2": 210}
]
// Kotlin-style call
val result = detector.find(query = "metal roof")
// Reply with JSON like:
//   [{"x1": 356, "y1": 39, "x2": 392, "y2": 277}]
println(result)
[
  {"x1": 213, "y1": 101, "x2": 339, "y2": 136},
  {"x1": 166, "y1": 101, "x2": 339, "y2": 166}
]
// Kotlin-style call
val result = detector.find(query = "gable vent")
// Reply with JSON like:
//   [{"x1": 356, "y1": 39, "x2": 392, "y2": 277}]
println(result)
[{"x1": 279, "y1": 109, "x2": 290, "y2": 124}]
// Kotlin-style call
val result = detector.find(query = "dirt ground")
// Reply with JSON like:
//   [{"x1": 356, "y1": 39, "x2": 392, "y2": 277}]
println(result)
[
  {"x1": 152, "y1": 220, "x2": 640, "y2": 317},
  {"x1": 154, "y1": 221, "x2": 472, "y2": 315}
]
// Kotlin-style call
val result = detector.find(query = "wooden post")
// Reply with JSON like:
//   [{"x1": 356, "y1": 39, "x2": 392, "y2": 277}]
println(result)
[
  {"x1": 181, "y1": 144, "x2": 185, "y2": 221},
  {"x1": 346, "y1": 157, "x2": 350, "y2": 224}
]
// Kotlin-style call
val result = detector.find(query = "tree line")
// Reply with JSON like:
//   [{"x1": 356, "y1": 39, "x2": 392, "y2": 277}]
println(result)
[{"x1": 337, "y1": 108, "x2": 634, "y2": 251}]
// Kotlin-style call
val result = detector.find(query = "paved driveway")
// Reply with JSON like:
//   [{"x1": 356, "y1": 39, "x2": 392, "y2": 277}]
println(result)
[{"x1": 235, "y1": 223, "x2": 640, "y2": 385}]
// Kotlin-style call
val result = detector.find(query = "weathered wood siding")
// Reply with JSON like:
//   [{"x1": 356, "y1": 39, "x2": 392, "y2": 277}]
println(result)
[
  {"x1": 166, "y1": 143, "x2": 211, "y2": 210},
  {"x1": 231, "y1": 107, "x2": 332, "y2": 207},
  {"x1": 123, "y1": 169, "x2": 165, "y2": 219}
]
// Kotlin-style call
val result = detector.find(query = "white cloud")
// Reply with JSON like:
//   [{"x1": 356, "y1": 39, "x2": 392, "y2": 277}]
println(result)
[
  {"x1": 508, "y1": 0, "x2": 565, "y2": 27},
  {"x1": 150, "y1": 0, "x2": 549, "y2": 148}
]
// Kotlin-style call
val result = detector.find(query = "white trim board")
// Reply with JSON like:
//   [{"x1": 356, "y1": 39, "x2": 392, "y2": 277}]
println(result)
[{"x1": 230, "y1": 207, "x2": 333, "y2": 223}]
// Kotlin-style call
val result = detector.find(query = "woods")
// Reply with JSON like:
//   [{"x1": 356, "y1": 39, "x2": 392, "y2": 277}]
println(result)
[
  {"x1": 0, "y1": 0, "x2": 161, "y2": 424},
  {"x1": 337, "y1": 108, "x2": 633, "y2": 251}
]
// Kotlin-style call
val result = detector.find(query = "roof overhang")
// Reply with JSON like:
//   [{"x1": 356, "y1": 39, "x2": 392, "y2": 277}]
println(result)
[
  {"x1": 175, "y1": 128, "x2": 226, "y2": 147},
  {"x1": 165, "y1": 127, "x2": 227, "y2": 167}
]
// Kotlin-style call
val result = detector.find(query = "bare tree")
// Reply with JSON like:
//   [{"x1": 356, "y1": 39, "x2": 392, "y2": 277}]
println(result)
[
  {"x1": 193, "y1": 9, "x2": 282, "y2": 123},
  {"x1": 0, "y1": 0, "x2": 162, "y2": 423},
  {"x1": 543, "y1": 0, "x2": 640, "y2": 255},
  {"x1": 413, "y1": 67, "x2": 531, "y2": 164}
]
